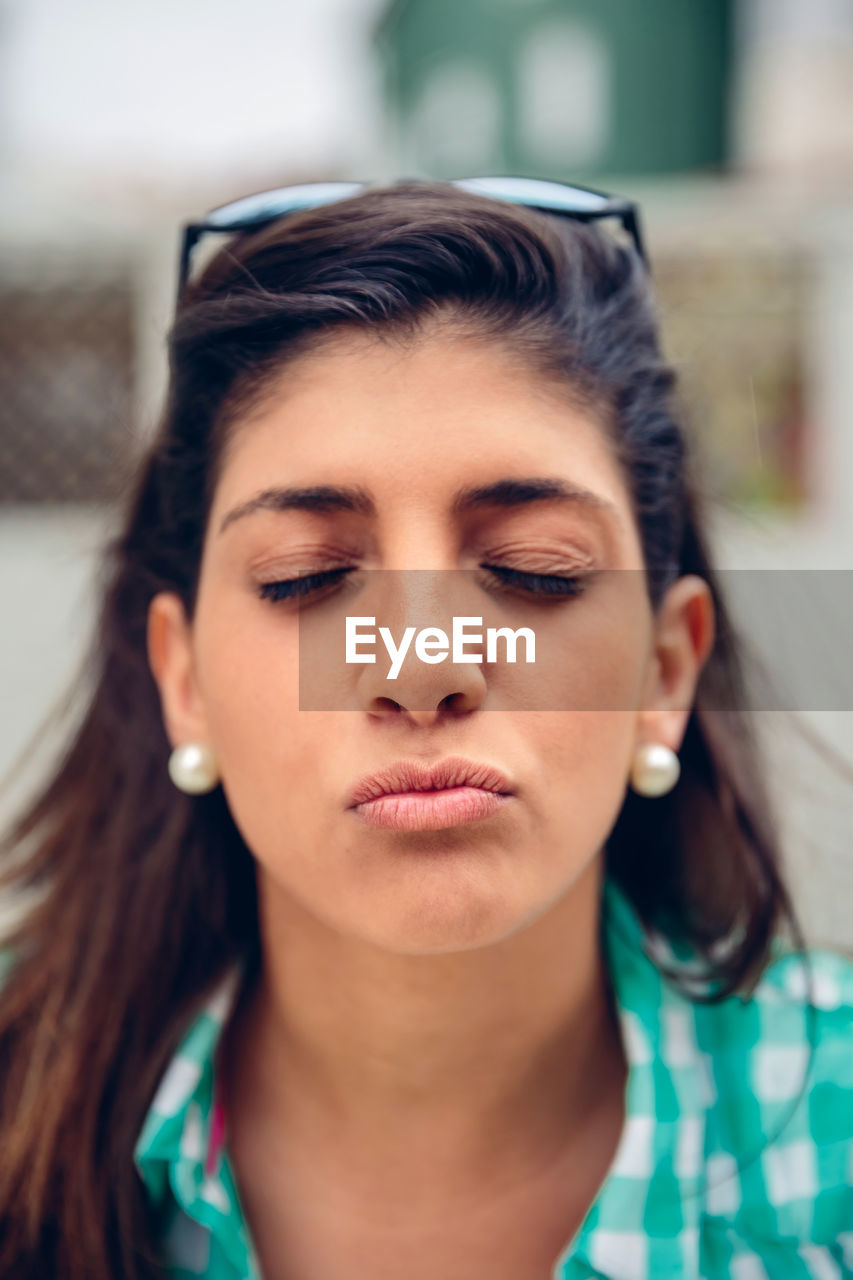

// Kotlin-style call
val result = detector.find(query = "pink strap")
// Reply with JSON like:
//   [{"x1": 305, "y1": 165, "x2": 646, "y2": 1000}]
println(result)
[{"x1": 205, "y1": 1079, "x2": 227, "y2": 1175}]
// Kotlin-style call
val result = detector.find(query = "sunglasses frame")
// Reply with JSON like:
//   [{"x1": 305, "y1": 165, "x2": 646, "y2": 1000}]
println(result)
[{"x1": 176, "y1": 174, "x2": 648, "y2": 310}]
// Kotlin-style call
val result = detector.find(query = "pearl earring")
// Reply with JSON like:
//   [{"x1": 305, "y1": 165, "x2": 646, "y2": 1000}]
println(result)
[
  {"x1": 168, "y1": 742, "x2": 220, "y2": 795},
  {"x1": 629, "y1": 742, "x2": 680, "y2": 797}
]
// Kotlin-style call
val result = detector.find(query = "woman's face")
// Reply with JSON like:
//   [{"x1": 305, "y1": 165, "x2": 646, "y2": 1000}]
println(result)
[{"x1": 148, "y1": 326, "x2": 713, "y2": 954}]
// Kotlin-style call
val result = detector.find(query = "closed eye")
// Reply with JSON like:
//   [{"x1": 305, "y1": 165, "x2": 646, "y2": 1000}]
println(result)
[
  {"x1": 480, "y1": 564, "x2": 588, "y2": 599},
  {"x1": 256, "y1": 564, "x2": 589, "y2": 604},
  {"x1": 257, "y1": 567, "x2": 355, "y2": 603}
]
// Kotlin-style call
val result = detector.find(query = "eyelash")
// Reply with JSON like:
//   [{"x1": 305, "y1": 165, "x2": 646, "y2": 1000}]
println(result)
[{"x1": 256, "y1": 564, "x2": 589, "y2": 604}]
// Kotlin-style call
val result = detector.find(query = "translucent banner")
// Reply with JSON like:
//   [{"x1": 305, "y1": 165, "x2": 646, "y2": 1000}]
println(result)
[{"x1": 290, "y1": 569, "x2": 853, "y2": 712}]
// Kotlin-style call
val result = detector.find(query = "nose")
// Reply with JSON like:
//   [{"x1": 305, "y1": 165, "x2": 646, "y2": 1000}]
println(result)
[
  {"x1": 355, "y1": 567, "x2": 488, "y2": 725},
  {"x1": 361, "y1": 669, "x2": 486, "y2": 726}
]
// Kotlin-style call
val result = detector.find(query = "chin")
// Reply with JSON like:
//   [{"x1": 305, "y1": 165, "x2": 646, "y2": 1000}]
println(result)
[{"x1": 352, "y1": 880, "x2": 531, "y2": 955}]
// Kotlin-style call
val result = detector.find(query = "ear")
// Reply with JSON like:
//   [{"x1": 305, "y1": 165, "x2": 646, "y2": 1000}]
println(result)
[
  {"x1": 147, "y1": 591, "x2": 211, "y2": 750},
  {"x1": 637, "y1": 574, "x2": 716, "y2": 750}
]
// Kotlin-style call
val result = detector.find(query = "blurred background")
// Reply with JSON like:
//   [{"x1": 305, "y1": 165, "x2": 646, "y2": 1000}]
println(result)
[{"x1": 1, "y1": 0, "x2": 852, "y2": 949}]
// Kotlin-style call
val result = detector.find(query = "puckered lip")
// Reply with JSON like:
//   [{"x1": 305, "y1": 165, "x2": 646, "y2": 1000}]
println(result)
[{"x1": 347, "y1": 756, "x2": 515, "y2": 807}]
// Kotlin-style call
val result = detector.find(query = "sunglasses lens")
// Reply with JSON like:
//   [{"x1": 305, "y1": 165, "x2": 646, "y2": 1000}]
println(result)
[
  {"x1": 453, "y1": 176, "x2": 611, "y2": 214},
  {"x1": 205, "y1": 181, "x2": 365, "y2": 230}
]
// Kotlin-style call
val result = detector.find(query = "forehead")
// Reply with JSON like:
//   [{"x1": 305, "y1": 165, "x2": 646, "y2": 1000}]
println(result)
[
  {"x1": 221, "y1": 326, "x2": 609, "y2": 447},
  {"x1": 210, "y1": 328, "x2": 632, "y2": 536}
]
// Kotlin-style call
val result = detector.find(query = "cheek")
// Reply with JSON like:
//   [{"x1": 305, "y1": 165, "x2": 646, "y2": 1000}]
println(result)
[
  {"x1": 533, "y1": 582, "x2": 649, "y2": 837},
  {"x1": 537, "y1": 709, "x2": 636, "y2": 813},
  {"x1": 520, "y1": 709, "x2": 635, "y2": 902},
  {"x1": 530, "y1": 574, "x2": 651, "y2": 713},
  {"x1": 198, "y1": 655, "x2": 340, "y2": 888},
  {"x1": 193, "y1": 599, "x2": 311, "y2": 807}
]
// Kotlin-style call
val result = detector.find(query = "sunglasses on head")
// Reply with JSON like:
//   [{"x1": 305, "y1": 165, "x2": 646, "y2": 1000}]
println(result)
[{"x1": 176, "y1": 174, "x2": 648, "y2": 311}]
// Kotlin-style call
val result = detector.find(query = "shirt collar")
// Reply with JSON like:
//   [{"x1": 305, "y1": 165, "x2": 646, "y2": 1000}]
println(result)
[
  {"x1": 134, "y1": 877, "x2": 712, "y2": 1280},
  {"x1": 555, "y1": 876, "x2": 713, "y2": 1278},
  {"x1": 133, "y1": 959, "x2": 248, "y2": 1192}
]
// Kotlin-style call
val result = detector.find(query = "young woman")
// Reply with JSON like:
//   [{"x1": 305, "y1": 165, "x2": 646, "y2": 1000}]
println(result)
[{"x1": 0, "y1": 178, "x2": 850, "y2": 1280}]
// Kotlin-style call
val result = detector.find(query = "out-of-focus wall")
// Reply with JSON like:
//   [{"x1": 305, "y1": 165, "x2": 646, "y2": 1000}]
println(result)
[{"x1": 0, "y1": 504, "x2": 109, "y2": 825}]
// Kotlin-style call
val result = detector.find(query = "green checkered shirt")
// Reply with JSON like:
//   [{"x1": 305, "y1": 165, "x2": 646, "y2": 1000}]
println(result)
[
  {"x1": 5, "y1": 869, "x2": 849, "y2": 1278},
  {"x1": 129, "y1": 876, "x2": 853, "y2": 1278}
]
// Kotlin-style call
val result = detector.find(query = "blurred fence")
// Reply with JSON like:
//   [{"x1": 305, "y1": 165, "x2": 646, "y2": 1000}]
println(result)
[{"x1": 0, "y1": 248, "x2": 137, "y2": 502}]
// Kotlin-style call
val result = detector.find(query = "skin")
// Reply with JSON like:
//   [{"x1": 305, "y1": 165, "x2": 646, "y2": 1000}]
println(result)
[{"x1": 147, "y1": 323, "x2": 715, "y2": 1278}]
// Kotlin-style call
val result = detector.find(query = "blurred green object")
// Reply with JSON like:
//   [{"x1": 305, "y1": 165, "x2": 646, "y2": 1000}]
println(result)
[{"x1": 375, "y1": 0, "x2": 733, "y2": 181}]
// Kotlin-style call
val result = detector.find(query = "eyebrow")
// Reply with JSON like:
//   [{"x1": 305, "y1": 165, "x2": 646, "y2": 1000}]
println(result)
[{"x1": 217, "y1": 476, "x2": 623, "y2": 536}]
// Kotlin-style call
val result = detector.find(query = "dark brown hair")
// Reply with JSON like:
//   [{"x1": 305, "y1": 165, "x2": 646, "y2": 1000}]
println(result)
[{"x1": 0, "y1": 178, "x2": 834, "y2": 1277}]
